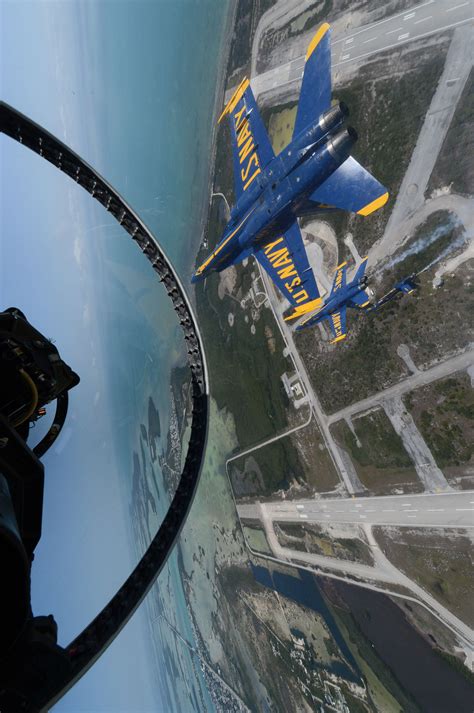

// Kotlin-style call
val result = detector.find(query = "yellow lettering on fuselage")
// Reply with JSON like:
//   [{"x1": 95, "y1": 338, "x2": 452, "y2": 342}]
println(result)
[
  {"x1": 294, "y1": 289, "x2": 309, "y2": 304},
  {"x1": 241, "y1": 153, "x2": 259, "y2": 182},
  {"x1": 334, "y1": 270, "x2": 343, "y2": 290},
  {"x1": 332, "y1": 312, "x2": 343, "y2": 336},
  {"x1": 263, "y1": 238, "x2": 284, "y2": 254},
  {"x1": 239, "y1": 137, "x2": 255, "y2": 164},
  {"x1": 233, "y1": 103, "x2": 261, "y2": 191},
  {"x1": 263, "y1": 239, "x2": 304, "y2": 295}
]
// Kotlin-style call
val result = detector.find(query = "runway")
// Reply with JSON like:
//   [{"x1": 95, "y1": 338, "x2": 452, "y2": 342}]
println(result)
[
  {"x1": 238, "y1": 491, "x2": 474, "y2": 528},
  {"x1": 250, "y1": 0, "x2": 473, "y2": 98}
]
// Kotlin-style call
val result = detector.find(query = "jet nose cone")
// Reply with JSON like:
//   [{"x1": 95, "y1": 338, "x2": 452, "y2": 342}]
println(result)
[{"x1": 191, "y1": 272, "x2": 200, "y2": 284}]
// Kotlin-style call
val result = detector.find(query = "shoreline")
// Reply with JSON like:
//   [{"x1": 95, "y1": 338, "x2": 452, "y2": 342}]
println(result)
[{"x1": 189, "y1": 1, "x2": 238, "y2": 289}]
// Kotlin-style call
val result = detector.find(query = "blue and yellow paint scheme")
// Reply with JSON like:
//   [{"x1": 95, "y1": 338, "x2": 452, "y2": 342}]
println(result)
[
  {"x1": 366, "y1": 274, "x2": 418, "y2": 313},
  {"x1": 296, "y1": 257, "x2": 372, "y2": 343},
  {"x1": 193, "y1": 22, "x2": 389, "y2": 321}
]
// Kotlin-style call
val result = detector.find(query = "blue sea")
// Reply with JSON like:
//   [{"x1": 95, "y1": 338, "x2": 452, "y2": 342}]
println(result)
[{"x1": 1, "y1": 1, "x2": 231, "y2": 710}]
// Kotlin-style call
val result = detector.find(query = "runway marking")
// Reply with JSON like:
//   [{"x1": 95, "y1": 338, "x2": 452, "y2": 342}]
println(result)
[
  {"x1": 401, "y1": 503, "x2": 412, "y2": 507},
  {"x1": 296, "y1": 505, "x2": 304, "y2": 510},
  {"x1": 407, "y1": 514, "x2": 417, "y2": 518},
  {"x1": 398, "y1": 32, "x2": 410, "y2": 40},
  {"x1": 363, "y1": 36, "x2": 378, "y2": 43},
  {"x1": 332, "y1": 0, "x2": 434, "y2": 44},
  {"x1": 383, "y1": 509, "x2": 396, "y2": 512},
  {"x1": 299, "y1": 514, "x2": 308, "y2": 519},
  {"x1": 341, "y1": 53, "x2": 351, "y2": 60},
  {"x1": 446, "y1": 2, "x2": 468, "y2": 11},
  {"x1": 386, "y1": 27, "x2": 403, "y2": 34},
  {"x1": 406, "y1": 510, "x2": 418, "y2": 513},
  {"x1": 355, "y1": 504, "x2": 363, "y2": 508},
  {"x1": 427, "y1": 509, "x2": 444, "y2": 512},
  {"x1": 365, "y1": 509, "x2": 377, "y2": 512},
  {"x1": 455, "y1": 508, "x2": 474, "y2": 512},
  {"x1": 345, "y1": 37, "x2": 354, "y2": 44},
  {"x1": 331, "y1": 19, "x2": 471, "y2": 70},
  {"x1": 414, "y1": 15, "x2": 431, "y2": 23},
  {"x1": 404, "y1": 12, "x2": 416, "y2": 20}
]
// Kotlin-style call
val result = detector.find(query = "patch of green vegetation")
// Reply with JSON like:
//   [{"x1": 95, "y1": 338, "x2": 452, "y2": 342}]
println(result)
[
  {"x1": 275, "y1": 522, "x2": 374, "y2": 565},
  {"x1": 289, "y1": 419, "x2": 341, "y2": 493},
  {"x1": 403, "y1": 372, "x2": 474, "y2": 482},
  {"x1": 331, "y1": 411, "x2": 421, "y2": 495},
  {"x1": 242, "y1": 523, "x2": 272, "y2": 554},
  {"x1": 196, "y1": 271, "x2": 295, "y2": 449},
  {"x1": 374, "y1": 526, "x2": 474, "y2": 628},
  {"x1": 227, "y1": 0, "x2": 276, "y2": 80},
  {"x1": 296, "y1": 310, "x2": 405, "y2": 413},
  {"x1": 429, "y1": 68, "x2": 474, "y2": 197},
  {"x1": 229, "y1": 438, "x2": 304, "y2": 498},
  {"x1": 297, "y1": 253, "x2": 473, "y2": 413},
  {"x1": 257, "y1": 0, "x2": 331, "y2": 73},
  {"x1": 267, "y1": 105, "x2": 298, "y2": 153}
]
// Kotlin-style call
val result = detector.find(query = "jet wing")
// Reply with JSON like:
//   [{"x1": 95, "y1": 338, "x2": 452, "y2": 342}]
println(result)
[
  {"x1": 293, "y1": 23, "x2": 332, "y2": 138},
  {"x1": 348, "y1": 290, "x2": 371, "y2": 309},
  {"x1": 328, "y1": 306, "x2": 347, "y2": 343},
  {"x1": 308, "y1": 156, "x2": 389, "y2": 216},
  {"x1": 218, "y1": 78, "x2": 275, "y2": 199},
  {"x1": 330, "y1": 262, "x2": 347, "y2": 296},
  {"x1": 254, "y1": 222, "x2": 322, "y2": 320}
]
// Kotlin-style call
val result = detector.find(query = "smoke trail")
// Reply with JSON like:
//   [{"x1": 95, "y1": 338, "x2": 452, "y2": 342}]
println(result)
[
  {"x1": 382, "y1": 218, "x2": 461, "y2": 272},
  {"x1": 420, "y1": 230, "x2": 471, "y2": 274}
]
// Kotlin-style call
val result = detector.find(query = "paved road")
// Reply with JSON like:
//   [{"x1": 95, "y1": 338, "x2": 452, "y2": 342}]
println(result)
[
  {"x1": 255, "y1": 261, "x2": 365, "y2": 494},
  {"x1": 238, "y1": 490, "x2": 474, "y2": 528},
  {"x1": 249, "y1": 0, "x2": 473, "y2": 98},
  {"x1": 249, "y1": 498, "x2": 474, "y2": 646},
  {"x1": 327, "y1": 348, "x2": 474, "y2": 424},
  {"x1": 384, "y1": 396, "x2": 451, "y2": 493},
  {"x1": 370, "y1": 21, "x2": 473, "y2": 267}
]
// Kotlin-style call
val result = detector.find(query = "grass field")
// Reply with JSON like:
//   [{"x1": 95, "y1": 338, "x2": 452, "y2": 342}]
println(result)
[
  {"x1": 331, "y1": 409, "x2": 421, "y2": 495},
  {"x1": 374, "y1": 526, "x2": 474, "y2": 628},
  {"x1": 404, "y1": 372, "x2": 474, "y2": 488},
  {"x1": 275, "y1": 522, "x2": 374, "y2": 565}
]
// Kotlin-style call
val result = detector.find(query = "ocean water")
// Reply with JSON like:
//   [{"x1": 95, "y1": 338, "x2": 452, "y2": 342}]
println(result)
[{"x1": 1, "y1": 1, "x2": 231, "y2": 710}]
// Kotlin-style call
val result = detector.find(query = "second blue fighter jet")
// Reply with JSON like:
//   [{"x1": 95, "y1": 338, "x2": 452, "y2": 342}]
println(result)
[{"x1": 193, "y1": 23, "x2": 388, "y2": 322}]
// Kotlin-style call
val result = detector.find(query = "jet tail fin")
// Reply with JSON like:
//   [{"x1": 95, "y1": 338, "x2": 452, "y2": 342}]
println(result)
[{"x1": 353, "y1": 256, "x2": 368, "y2": 283}]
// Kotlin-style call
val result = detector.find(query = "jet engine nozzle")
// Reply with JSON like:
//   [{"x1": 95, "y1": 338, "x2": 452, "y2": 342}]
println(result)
[
  {"x1": 319, "y1": 101, "x2": 349, "y2": 132},
  {"x1": 327, "y1": 126, "x2": 358, "y2": 160}
]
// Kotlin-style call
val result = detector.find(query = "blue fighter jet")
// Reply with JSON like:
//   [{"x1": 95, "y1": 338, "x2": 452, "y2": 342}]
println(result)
[
  {"x1": 296, "y1": 257, "x2": 372, "y2": 342},
  {"x1": 298, "y1": 267, "x2": 419, "y2": 341},
  {"x1": 366, "y1": 274, "x2": 418, "y2": 313},
  {"x1": 193, "y1": 22, "x2": 388, "y2": 322}
]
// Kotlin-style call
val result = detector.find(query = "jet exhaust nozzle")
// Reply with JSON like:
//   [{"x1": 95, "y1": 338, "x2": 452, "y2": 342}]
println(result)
[
  {"x1": 319, "y1": 102, "x2": 349, "y2": 132},
  {"x1": 327, "y1": 126, "x2": 358, "y2": 159}
]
